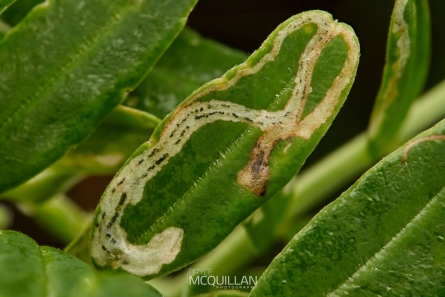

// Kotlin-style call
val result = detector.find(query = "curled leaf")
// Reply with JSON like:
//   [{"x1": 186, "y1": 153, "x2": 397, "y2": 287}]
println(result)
[{"x1": 367, "y1": 0, "x2": 430, "y2": 156}]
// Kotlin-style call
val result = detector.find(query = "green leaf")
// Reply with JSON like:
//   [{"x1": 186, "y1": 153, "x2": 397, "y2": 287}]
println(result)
[
  {"x1": 90, "y1": 11, "x2": 360, "y2": 280},
  {"x1": 0, "y1": 0, "x2": 198, "y2": 193},
  {"x1": 2, "y1": 106, "x2": 159, "y2": 203},
  {"x1": 55, "y1": 106, "x2": 161, "y2": 174},
  {"x1": 124, "y1": 27, "x2": 248, "y2": 119},
  {"x1": 0, "y1": 0, "x2": 15, "y2": 15},
  {"x1": 0, "y1": 230, "x2": 163, "y2": 297},
  {"x1": 367, "y1": 0, "x2": 430, "y2": 156},
  {"x1": 250, "y1": 119, "x2": 445, "y2": 296},
  {"x1": 0, "y1": 0, "x2": 42, "y2": 25}
]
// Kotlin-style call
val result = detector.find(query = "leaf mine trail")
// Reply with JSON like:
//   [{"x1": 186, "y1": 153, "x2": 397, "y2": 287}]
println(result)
[
  {"x1": 402, "y1": 135, "x2": 445, "y2": 163},
  {"x1": 368, "y1": 0, "x2": 411, "y2": 138},
  {"x1": 91, "y1": 11, "x2": 359, "y2": 277}
]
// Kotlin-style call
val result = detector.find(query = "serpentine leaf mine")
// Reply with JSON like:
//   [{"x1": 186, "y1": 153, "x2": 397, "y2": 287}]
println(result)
[
  {"x1": 402, "y1": 135, "x2": 445, "y2": 163},
  {"x1": 368, "y1": 0, "x2": 411, "y2": 138},
  {"x1": 91, "y1": 11, "x2": 359, "y2": 277}
]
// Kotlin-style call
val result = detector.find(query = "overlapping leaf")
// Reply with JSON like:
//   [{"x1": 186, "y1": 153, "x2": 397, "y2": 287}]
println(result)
[
  {"x1": 124, "y1": 27, "x2": 248, "y2": 119},
  {"x1": 0, "y1": 0, "x2": 15, "y2": 15},
  {"x1": 0, "y1": 0, "x2": 197, "y2": 192},
  {"x1": 0, "y1": 230, "x2": 162, "y2": 297},
  {"x1": 368, "y1": 0, "x2": 430, "y2": 156},
  {"x1": 2, "y1": 106, "x2": 159, "y2": 204},
  {"x1": 0, "y1": 0, "x2": 41, "y2": 25},
  {"x1": 250, "y1": 119, "x2": 445, "y2": 296},
  {"x1": 54, "y1": 106, "x2": 160, "y2": 174},
  {"x1": 0, "y1": 0, "x2": 14, "y2": 40},
  {"x1": 89, "y1": 11, "x2": 360, "y2": 280},
  {"x1": 243, "y1": 0, "x2": 432, "y2": 254}
]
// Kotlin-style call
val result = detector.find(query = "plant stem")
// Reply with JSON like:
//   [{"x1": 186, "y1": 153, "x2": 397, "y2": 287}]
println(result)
[
  {"x1": 398, "y1": 80, "x2": 445, "y2": 142},
  {"x1": 0, "y1": 19, "x2": 11, "y2": 35},
  {"x1": 1, "y1": 167, "x2": 83, "y2": 203},
  {"x1": 0, "y1": 204, "x2": 12, "y2": 229},
  {"x1": 18, "y1": 194, "x2": 91, "y2": 244},
  {"x1": 283, "y1": 134, "x2": 372, "y2": 225}
]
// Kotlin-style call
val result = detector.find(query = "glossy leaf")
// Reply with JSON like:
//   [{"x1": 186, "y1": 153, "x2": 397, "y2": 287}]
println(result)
[
  {"x1": 55, "y1": 106, "x2": 160, "y2": 174},
  {"x1": 124, "y1": 27, "x2": 248, "y2": 119},
  {"x1": 90, "y1": 11, "x2": 360, "y2": 280},
  {"x1": 250, "y1": 119, "x2": 445, "y2": 297},
  {"x1": 367, "y1": 0, "x2": 430, "y2": 156},
  {"x1": 0, "y1": 0, "x2": 15, "y2": 15},
  {"x1": 0, "y1": 0, "x2": 197, "y2": 193},
  {"x1": 0, "y1": 230, "x2": 162, "y2": 297}
]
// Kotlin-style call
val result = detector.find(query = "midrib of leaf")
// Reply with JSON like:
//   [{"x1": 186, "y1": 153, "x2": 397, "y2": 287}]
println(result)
[
  {"x1": 136, "y1": 72, "x2": 298, "y2": 237},
  {"x1": 326, "y1": 185, "x2": 445, "y2": 296},
  {"x1": 0, "y1": 1, "x2": 141, "y2": 133},
  {"x1": 145, "y1": 128, "x2": 253, "y2": 236}
]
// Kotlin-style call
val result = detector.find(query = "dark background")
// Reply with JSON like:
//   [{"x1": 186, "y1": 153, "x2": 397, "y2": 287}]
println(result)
[{"x1": 2, "y1": 0, "x2": 445, "y2": 252}]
